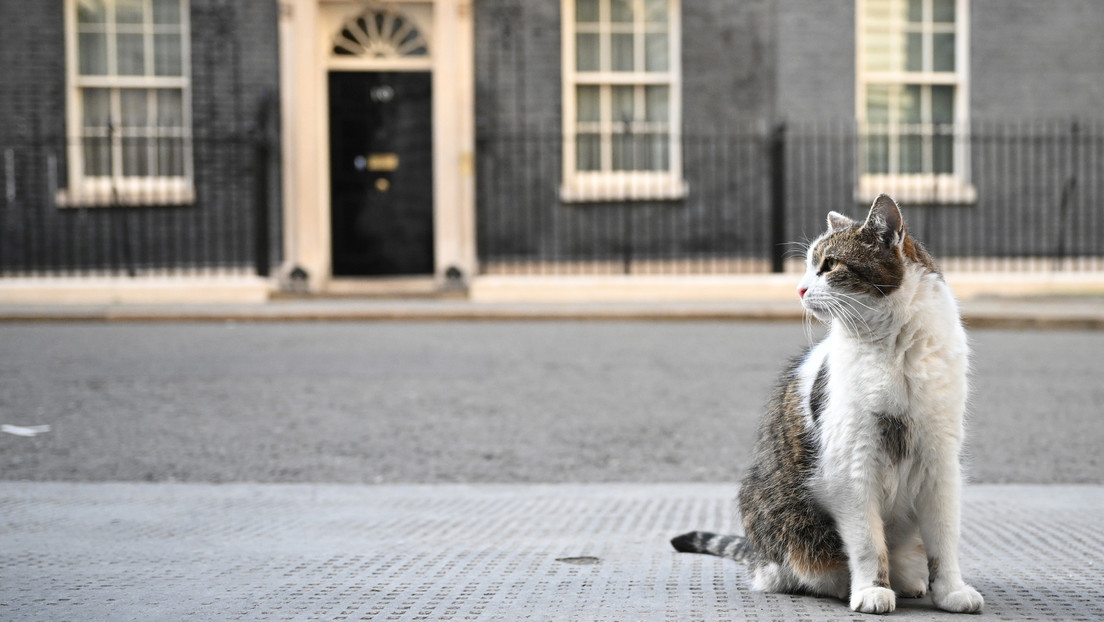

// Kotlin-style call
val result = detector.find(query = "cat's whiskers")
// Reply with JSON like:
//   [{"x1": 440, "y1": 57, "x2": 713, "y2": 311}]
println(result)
[
  {"x1": 782, "y1": 240, "x2": 811, "y2": 261},
  {"x1": 802, "y1": 306, "x2": 817, "y2": 345},
  {"x1": 833, "y1": 291, "x2": 877, "y2": 313},
  {"x1": 821, "y1": 298, "x2": 854, "y2": 334},
  {"x1": 825, "y1": 295, "x2": 872, "y2": 336}
]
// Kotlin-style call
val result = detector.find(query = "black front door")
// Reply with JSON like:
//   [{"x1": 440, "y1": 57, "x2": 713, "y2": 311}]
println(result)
[{"x1": 329, "y1": 72, "x2": 434, "y2": 276}]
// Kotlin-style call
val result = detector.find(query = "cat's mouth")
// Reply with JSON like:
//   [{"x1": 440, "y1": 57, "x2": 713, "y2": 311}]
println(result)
[{"x1": 800, "y1": 297, "x2": 832, "y2": 321}]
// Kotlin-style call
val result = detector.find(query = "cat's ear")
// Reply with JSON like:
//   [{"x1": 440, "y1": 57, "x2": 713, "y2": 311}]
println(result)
[
  {"x1": 863, "y1": 194, "x2": 905, "y2": 248},
  {"x1": 827, "y1": 211, "x2": 854, "y2": 231}
]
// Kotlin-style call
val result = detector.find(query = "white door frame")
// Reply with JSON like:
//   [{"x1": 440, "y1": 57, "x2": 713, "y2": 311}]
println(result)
[{"x1": 278, "y1": 0, "x2": 475, "y2": 292}]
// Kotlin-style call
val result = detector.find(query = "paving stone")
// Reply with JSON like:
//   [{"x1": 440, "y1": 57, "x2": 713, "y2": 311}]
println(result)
[{"x1": 2, "y1": 482, "x2": 1102, "y2": 621}]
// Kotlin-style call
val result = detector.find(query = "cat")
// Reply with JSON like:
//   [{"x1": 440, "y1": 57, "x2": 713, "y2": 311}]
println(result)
[{"x1": 671, "y1": 195, "x2": 983, "y2": 615}]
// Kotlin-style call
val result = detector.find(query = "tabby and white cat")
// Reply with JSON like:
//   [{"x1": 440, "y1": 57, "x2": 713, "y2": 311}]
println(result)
[{"x1": 672, "y1": 195, "x2": 983, "y2": 614}]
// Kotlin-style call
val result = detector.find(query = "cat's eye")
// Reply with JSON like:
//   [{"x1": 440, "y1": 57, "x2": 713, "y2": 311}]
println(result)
[{"x1": 818, "y1": 257, "x2": 838, "y2": 275}]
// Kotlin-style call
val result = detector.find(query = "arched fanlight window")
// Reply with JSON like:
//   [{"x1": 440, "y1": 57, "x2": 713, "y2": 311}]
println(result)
[{"x1": 333, "y1": 5, "x2": 429, "y2": 58}]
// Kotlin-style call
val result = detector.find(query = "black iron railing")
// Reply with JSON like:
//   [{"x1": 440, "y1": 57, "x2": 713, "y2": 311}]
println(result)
[
  {"x1": 477, "y1": 120, "x2": 1104, "y2": 274},
  {"x1": 0, "y1": 132, "x2": 277, "y2": 277},
  {"x1": 3, "y1": 120, "x2": 1101, "y2": 278}
]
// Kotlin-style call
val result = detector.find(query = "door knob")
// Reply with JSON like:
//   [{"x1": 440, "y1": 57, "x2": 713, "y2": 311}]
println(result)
[{"x1": 375, "y1": 178, "x2": 390, "y2": 192}]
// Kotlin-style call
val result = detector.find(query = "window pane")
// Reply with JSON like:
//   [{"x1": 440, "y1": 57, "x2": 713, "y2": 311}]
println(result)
[
  {"x1": 158, "y1": 138, "x2": 185, "y2": 176},
  {"x1": 612, "y1": 134, "x2": 669, "y2": 172},
  {"x1": 899, "y1": 134, "x2": 922, "y2": 173},
  {"x1": 154, "y1": 33, "x2": 182, "y2": 75},
  {"x1": 900, "y1": 85, "x2": 921, "y2": 124},
  {"x1": 121, "y1": 89, "x2": 149, "y2": 128},
  {"x1": 905, "y1": 32, "x2": 923, "y2": 72},
  {"x1": 577, "y1": 134, "x2": 601, "y2": 171},
  {"x1": 863, "y1": 28, "x2": 892, "y2": 72},
  {"x1": 612, "y1": 134, "x2": 633, "y2": 170},
  {"x1": 932, "y1": 135, "x2": 953, "y2": 174},
  {"x1": 576, "y1": 0, "x2": 598, "y2": 23},
  {"x1": 157, "y1": 89, "x2": 183, "y2": 128},
  {"x1": 865, "y1": 133, "x2": 889, "y2": 174},
  {"x1": 933, "y1": 33, "x2": 955, "y2": 71},
  {"x1": 931, "y1": 85, "x2": 954, "y2": 124},
  {"x1": 116, "y1": 0, "x2": 144, "y2": 24},
  {"x1": 122, "y1": 137, "x2": 150, "y2": 176},
  {"x1": 611, "y1": 33, "x2": 634, "y2": 71},
  {"x1": 82, "y1": 88, "x2": 112, "y2": 128},
  {"x1": 576, "y1": 33, "x2": 599, "y2": 71},
  {"x1": 83, "y1": 138, "x2": 111, "y2": 176},
  {"x1": 79, "y1": 32, "x2": 109, "y2": 75},
  {"x1": 153, "y1": 0, "x2": 182, "y2": 24},
  {"x1": 611, "y1": 85, "x2": 634, "y2": 124},
  {"x1": 933, "y1": 0, "x2": 955, "y2": 23},
  {"x1": 634, "y1": 133, "x2": 668, "y2": 171},
  {"x1": 645, "y1": 33, "x2": 668, "y2": 71},
  {"x1": 907, "y1": 0, "x2": 922, "y2": 23},
  {"x1": 78, "y1": 0, "x2": 107, "y2": 24},
  {"x1": 644, "y1": 0, "x2": 668, "y2": 24},
  {"x1": 865, "y1": 85, "x2": 890, "y2": 123},
  {"x1": 611, "y1": 0, "x2": 633, "y2": 23},
  {"x1": 645, "y1": 85, "x2": 668, "y2": 122},
  {"x1": 576, "y1": 85, "x2": 600, "y2": 123},
  {"x1": 650, "y1": 134, "x2": 669, "y2": 170},
  {"x1": 117, "y1": 33, "x2": 146, "y2": 75}
]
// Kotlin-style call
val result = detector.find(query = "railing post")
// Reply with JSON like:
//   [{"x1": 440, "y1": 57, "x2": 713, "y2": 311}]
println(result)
[
  {"x1": 770, "y1": 122, "x2": 787, "y2": 274},
  {"x1": 1055, "y1": 118, "x2": 1080, "y2": 268},
  {"x1": 253, "y1": 132, "x2": 270, "y2": 278},
  {"x1": 251, "y1": 94, "x2": 275, "y2": 279}
]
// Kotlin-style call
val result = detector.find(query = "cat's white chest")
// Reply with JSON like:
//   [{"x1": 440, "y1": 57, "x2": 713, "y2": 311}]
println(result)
[
  {"x1": 830, "y1": 337, "x2": 910, "y2": 417},
  {"x1": 823, "y1": 277, "x2": 969, "y2": 430},
  {"x1": 812, "y1": 300, "x2": 969, "y2": 506}
]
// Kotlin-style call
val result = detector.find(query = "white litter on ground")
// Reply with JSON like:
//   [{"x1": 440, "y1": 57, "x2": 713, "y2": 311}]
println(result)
[{"x1": 1, "y1": 424, "x2": 51, "y2": 437}]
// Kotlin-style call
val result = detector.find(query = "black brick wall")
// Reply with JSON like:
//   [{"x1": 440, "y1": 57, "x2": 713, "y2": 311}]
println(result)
[{"x1": 0, "y1": 0, "x2": 281, "y2": 275}]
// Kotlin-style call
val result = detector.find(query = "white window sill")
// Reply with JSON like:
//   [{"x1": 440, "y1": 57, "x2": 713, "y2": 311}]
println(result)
[
  {"x1": 56, "y1": 181, "x2": 196, "y2": 208},
  {"x1": 856, "y1": 175, "x2": 977, "y2": 206},
  {"x1": 560, "y1": 175, "x2": 688, "y2": 203}
]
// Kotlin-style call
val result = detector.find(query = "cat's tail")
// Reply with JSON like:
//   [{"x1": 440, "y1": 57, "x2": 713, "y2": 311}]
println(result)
[{"x1": 670, "y1": 531, "x2": 756, "y2": 564}]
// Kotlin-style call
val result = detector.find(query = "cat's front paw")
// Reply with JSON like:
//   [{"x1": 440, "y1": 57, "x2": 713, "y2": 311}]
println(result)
[
  {"x1": 932, "y1": 583, "x2": 983, "y2": 613},
  {"x1": 850, "y1": 586, "x2": 896, "y2": 614}
]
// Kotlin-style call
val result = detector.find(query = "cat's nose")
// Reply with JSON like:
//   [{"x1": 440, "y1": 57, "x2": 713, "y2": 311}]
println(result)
[{"x1": 798, "y1": 287, "x2": 808, "y2": 299}]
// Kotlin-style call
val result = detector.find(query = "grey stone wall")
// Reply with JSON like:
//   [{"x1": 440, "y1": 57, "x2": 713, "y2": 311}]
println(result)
[
  {"x1": 681, "y1": 0, "x2": 776, "y2": 129},
  {"x1": 971, "y1": 0, "x2": 1104, "y2": 120},
  {"x1": 774, "y1": 0, "x2": 855, "y2": 121}
]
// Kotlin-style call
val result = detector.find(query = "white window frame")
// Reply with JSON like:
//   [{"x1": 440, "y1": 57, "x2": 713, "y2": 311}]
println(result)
[
  {"x1": 561, "y1": 0, "x2": 686, "y2": 202},
  {"x1": 856, "y1": 0, "x2": 975, "y2": 204},
  {"x1": 60, "y1": 0, "x2": 195, "y2": 207}
]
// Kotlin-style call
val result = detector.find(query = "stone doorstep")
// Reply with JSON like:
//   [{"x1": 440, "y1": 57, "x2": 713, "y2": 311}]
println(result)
[
  {"x1": 469, "y1": 273, "x2": 1104, "y2": 303},
  {"x1": 0, "y1": 276, "x2": 272, "y2": 305}
]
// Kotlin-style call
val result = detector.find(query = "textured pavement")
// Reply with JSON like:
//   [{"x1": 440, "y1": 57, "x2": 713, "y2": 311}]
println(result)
[{"x1": 3, "y1": 481, "x2": 1103, "y2": 621}]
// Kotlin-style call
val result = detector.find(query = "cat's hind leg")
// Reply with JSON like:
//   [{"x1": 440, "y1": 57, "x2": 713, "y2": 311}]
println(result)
[
  {"x1": 889, "y1": 534, "x2": 929, "y2": 598},
  {"x1": 750, "y1": 560, "x2": 799, "y2": 594},
  {"x1": 795, "y1": 564, "x2": 850, "y2": 601},
  {"x1": 751, "y1": 559, "x2": 849, "y2": 601}
]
